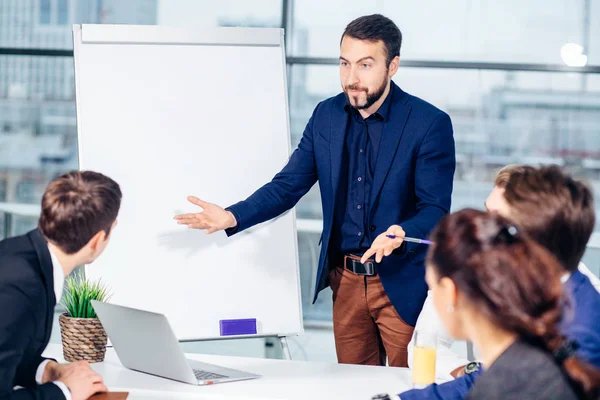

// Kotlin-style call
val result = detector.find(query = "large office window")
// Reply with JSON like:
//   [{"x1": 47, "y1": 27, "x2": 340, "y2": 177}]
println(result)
[
  {"x1": 290, "y1": 0, "x2": 597, "y2": 64},
  {"x1": 290, "y1": 64, "x2": 600, "y2": 321},
  {"x1": 57, "y1": 0, "x2": 69, "y2": 25},
  {"x1": 0, "y1": 0, "x2": 282, "y2": 237},
  {"x1": 1, "y1": 0, "x2": 599, "y2": 324},
  {"x1": 40, "y1": 0, "x2": 52, "y2": 25},
  {"x1": 159, "y1": 0, "x2": 281, "y2": 27},
  {"x1": 286, "y1": 0, "x2": 600, "y2": 321}
]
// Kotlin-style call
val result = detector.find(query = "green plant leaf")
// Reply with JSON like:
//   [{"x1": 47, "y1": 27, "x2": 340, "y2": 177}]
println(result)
[{"x1": 61, "y1": 272, "x2": 112, "y2": 318}]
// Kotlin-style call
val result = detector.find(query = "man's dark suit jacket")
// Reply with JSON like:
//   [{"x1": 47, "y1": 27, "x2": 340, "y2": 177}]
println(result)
[
  {"x1": 0, "y1": 229, "x2": 66, "y2": 399},
  {"x1": 226, "y1": 81, "x2": 456, "y2": 326}
]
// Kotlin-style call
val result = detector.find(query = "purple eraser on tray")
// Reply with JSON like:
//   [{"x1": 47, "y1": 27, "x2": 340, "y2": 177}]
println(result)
[{"x1": 219, "y1": 318, "x2": 257, "y2": 336}]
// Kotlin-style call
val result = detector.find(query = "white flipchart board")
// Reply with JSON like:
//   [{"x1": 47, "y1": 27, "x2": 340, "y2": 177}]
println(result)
[{"x1": 73, "y1": 24, "x2": 303, "y2": 340}]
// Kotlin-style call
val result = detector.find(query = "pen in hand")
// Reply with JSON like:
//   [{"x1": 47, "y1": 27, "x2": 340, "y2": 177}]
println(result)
[{"x1": 386, "y1": 235, "x2": 433, "y2": 245}]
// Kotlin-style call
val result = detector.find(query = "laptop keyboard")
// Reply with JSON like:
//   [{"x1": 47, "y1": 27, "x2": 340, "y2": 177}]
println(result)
[{"x1": 193, "y1": 369, "x2": 228, "y2": 380}]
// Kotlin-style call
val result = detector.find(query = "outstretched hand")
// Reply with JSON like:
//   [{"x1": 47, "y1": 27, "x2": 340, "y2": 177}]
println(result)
[{"x1": 173, "y1": 196, "x2": 237, "y2": 234}]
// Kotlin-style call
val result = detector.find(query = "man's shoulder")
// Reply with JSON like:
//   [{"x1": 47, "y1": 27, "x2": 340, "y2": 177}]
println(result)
[
  {"x1": 0, "y1": 253, "x2": 38, "y2": 283},
  {"x1": 0, "y1": 231, "x2": 34, "y2": 254},
  {"x1": 0, "y1": 234, "x2": 40, "y2": 290},
  {"x1": 401, "y1": 89, "x2": 449, "y2": 121},
  {"x1": 0, "y1": 255, "x2": 44, "y2": 317},
  {"x1": 571, "y1": 269, "x2": 600, "y2": 309},
  {"x1": 569, "y1": 271, "x2": 600, "y2": 337}
]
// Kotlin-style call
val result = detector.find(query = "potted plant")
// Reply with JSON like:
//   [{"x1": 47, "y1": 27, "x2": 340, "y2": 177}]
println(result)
[{"x1": 59, "y1": 272, "x2": 112, "y2": 363}]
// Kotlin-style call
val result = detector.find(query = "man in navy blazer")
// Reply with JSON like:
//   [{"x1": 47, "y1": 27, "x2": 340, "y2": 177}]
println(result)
[{"x1": 175, "y1": 14, "x2": 455, "y2": 367}]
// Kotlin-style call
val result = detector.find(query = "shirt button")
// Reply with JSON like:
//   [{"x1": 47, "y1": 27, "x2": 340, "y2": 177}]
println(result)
[
  {"x1": 357, "y1": 204, "x2": 362, "y2": 210},
  {"x1": 357, "y1": 177, "x2": 362, "y2": 182},
  {"x1": 370, "y1": 225, "x2": 376, "y2": 231},
  {"x1": 360, "y1": 149, "x2": 364, "y2": 154},
  {"x1": 358, "y1": 232, "x2": 362, "y2": 236}
]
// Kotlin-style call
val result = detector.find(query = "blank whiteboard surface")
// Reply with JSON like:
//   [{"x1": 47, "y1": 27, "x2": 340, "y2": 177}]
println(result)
[{"x1": 74, "y1": 24, "x2": 303, "y2": 340}]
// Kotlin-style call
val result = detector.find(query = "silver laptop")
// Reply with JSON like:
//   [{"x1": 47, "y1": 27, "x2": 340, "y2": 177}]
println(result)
[{"x1": 91, "y1": 300, "x2": 260, "y2": 385}]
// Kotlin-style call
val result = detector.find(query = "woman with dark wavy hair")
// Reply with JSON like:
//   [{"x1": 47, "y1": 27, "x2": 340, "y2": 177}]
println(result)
[{"x1": 425, "y1": 209, "x2": 600, "y2": 400}]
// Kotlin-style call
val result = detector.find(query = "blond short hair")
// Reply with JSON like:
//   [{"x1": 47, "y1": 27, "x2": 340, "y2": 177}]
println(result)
[{"x1": 494, "y1": 165, "x2": 527, "y2": 187}]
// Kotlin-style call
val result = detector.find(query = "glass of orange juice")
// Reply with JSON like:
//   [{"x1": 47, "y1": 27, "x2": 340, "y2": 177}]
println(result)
[{"x1": 412, "y1": 330, "x2": 437, "y2": 389}]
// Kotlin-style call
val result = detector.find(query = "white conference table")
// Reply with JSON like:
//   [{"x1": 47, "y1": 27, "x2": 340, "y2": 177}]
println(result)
[{"x1": 43, "y1": 344, "x2": 412, "y2": 400}]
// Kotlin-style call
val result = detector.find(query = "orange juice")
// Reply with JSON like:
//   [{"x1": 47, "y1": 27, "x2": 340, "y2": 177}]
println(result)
[{"x1": 412, "y1": 346, "x2": 437, "y2": 385}]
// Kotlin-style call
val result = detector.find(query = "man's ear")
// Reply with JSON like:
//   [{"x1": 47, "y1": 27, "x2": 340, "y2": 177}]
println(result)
[
  {"x1": 87, "y1": 230, "x2": 107, "y2": 254},
  {"x1": 388, "y1": 55, "x2": 400, "y2": 77}
]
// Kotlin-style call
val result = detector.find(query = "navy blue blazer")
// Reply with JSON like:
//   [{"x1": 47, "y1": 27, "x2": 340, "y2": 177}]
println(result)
[
  {"x1": 400, "y1": 269, "x2": 600, "y2": 400},
  {"x1": 227, "y1": 81, "x2": 456, "y2": 325}
]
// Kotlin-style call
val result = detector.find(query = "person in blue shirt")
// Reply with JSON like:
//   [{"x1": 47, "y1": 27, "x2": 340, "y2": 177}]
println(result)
[{"x1": 397, "y1": 165, "x2": 600, "y2": 400}]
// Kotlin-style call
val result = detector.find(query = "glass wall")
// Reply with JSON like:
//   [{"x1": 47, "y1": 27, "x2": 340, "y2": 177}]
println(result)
[
  {"x1": 1, "y1": 0, "x2": 599, "y2": 325},
  {"x1": 286, "y1": 0, "x2": 600, "y2": 321},
  {"x1": 0, "y1": 0, "x2": 281, "y2": 237},
  {"x1": 290, "y1": 0, "x2": 596, "y2": 64},
  {"x1": 291, "y1": 65, "x2": 600, "y2": 321}
]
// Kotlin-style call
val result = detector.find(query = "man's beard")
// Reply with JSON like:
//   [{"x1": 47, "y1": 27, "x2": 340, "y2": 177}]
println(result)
[{"x1": 345, "y1": 74, "x2": 388, "y2": 110}]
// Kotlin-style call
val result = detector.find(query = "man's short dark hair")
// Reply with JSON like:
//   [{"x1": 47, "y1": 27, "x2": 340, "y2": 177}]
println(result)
[
  {"x1": 39, "y1": 170, "x2": 122, "y2": 254},
  {"x1": 341, "y1": 14, "x2": 402, "y2": 66},
  {"x1": 503, "y1": 165, "x2": 595, "y2": 272}
]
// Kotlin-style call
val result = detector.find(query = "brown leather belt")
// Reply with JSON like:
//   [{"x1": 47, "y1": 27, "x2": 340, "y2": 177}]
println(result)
[{"x1": 344, "y1": 254, "x2": 376, "y2": 276}]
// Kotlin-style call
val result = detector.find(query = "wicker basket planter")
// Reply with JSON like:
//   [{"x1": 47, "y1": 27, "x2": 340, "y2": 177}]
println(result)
[{"x1": 58, "y1": 313, "x2": 107, "y2": 363}]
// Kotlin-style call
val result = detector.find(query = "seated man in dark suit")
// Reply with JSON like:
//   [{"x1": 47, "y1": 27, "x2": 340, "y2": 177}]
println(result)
[{"x1": 0, "y1": 171, "x2": 122, "y2": 400}]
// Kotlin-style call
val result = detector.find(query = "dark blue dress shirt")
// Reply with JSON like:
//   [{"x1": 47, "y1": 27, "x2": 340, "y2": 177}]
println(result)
[{"x1": 331, "y1": 85, "x2": 394, "y2": 255}]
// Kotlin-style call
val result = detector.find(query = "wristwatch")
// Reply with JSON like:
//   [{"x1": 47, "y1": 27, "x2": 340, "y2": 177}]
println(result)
[
  {"x1": 371, "y1": 394, "x2": 401, "y2": 400},
  {"x1": 464, "y1": 361, "x2": 481, "y2": 375}
]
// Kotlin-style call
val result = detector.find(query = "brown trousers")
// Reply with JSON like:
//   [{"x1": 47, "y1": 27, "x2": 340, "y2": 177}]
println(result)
[{"x1": 329, "y1": 266, "x2": 414, "y2": 367}]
